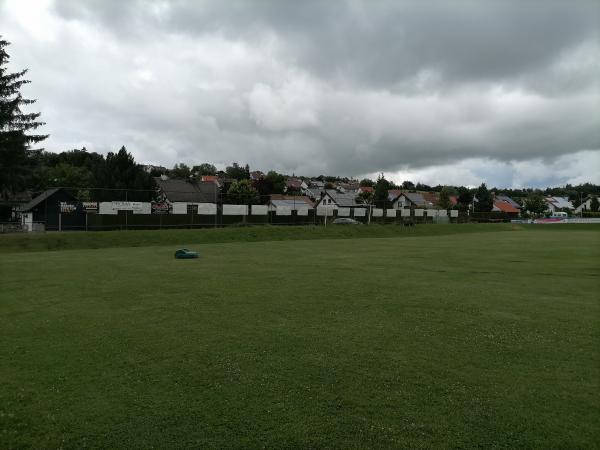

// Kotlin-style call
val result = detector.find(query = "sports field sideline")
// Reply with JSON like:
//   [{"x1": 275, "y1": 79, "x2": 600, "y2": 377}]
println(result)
[{"x1": 1, "y1": 224, "x2": 599, "y2": 448}]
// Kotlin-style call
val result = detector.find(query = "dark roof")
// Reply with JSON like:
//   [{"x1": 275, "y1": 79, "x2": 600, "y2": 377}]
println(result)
[
  {"x1": 155, "y1": 177, "x2": 218, "y2": 203},
  {"x1": 270, "y1": 194, "x2": 315, "y2": 207},
  {"x1": 322, "y1": 189, "x2": 362, "y2": 207},
  {"x1": 19, "y1": 188, "x2": 63, "y2": 211},
  {"x1": 400, "y1": 192, "x2": 427, "y2": 206}
]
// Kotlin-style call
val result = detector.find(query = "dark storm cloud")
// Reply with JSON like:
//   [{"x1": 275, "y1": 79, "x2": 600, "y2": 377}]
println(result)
[
  {"x1": 52, "y1": 0, "x2": 598, "y2": 87},
  {"x1": 1, "y1": 0, "x2": 598, "y2": 186}
]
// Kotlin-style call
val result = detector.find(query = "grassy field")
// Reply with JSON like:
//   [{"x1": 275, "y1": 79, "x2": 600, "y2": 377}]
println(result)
[{"x1": 1, "y1": 225, "x2": 599, "y2": 448}]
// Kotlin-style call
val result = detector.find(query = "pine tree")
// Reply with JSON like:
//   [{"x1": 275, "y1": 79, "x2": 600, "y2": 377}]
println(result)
[
  {"x1": 0, "y1": 37, "x2": 48, "y2": 197},
  {"x1": 474, "y1": 183, "x2": 493, "y2": 212},
  {"x1": 373, "y1": 174, "x2": 390, "y2": 208}
]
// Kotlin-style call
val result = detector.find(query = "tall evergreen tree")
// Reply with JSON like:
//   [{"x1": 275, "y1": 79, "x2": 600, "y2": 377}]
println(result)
[
  {"x1": 474, "y1": 183, "x2": 493, "y2": 212},
  {"x1": 0, "y1": 37, "x2": 48, "y2": 197},
  {"x1": 373, "y1": 174, "x2": 390, "y2": 208}
]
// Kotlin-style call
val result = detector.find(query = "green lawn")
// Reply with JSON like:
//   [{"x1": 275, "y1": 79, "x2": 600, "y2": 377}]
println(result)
[{"x1": 1, "y1": 226, "x2": 599, "y2": 448}]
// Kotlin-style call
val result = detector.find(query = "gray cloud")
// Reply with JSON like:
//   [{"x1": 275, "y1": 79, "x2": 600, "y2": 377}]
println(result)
[{"x1": 1, "y1": 0, "x2": 599, "y2": 187}]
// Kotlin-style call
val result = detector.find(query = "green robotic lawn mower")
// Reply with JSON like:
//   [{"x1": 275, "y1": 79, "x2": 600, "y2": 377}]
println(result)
[{"x1": 174, "y1": 248, "x2": 199, "y2": 259}]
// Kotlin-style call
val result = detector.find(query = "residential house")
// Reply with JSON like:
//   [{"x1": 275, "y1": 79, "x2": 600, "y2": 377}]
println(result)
[
  {"x1": 387, "y1": 189, "x2": 403, "y2": 203},
  {"x1": 544, "y1": 196, "x2": 574, "y2": 213},
  {"x1": 19, "y1": 188, "x2": 82, "y2": 231},
  {"x1": 200, "y1": 175, "x2": 220, "y2": 186},
  {"x1": 574, "y1": 195, "x2": 597, "y2": 214},
  {"x1": 338, "y1": 182, "x2": 360, "y2": 193},
  {"x1": 250, "y1": 171, "x2": 264, "y2": 181},
  {"x1": 495, "y1": 194, "x2": 521, "y2": 211},
  {"x1": 392, "y1": 192, "x2": 430, "y2": 210},
  {"x1": 268, "y1": 195, "x2": 315, "y2": 212},
  {"x1": 285, "y1": 178, "x2": 308, "y2": 193},
  {"x1": 357, "y1": 186, "x2": 374, "y2": 195},
  {"x1": 315, "y1": 189, "x2": 362, "y2": 209},
  {"x1": 155, "y1": 177, "x2": 219, "y2": 204},
  {"x1": 492, "y1": 197, "x2": 520, "y2": 216}
]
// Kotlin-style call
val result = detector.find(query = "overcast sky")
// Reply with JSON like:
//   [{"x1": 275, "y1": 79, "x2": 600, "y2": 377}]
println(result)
[{"x1": 1, "y1": 0, "x2": 598, "y2": 187}]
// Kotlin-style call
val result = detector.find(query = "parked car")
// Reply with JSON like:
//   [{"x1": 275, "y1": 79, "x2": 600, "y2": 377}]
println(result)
[{"x1": 332, "y1": 218, "x2": 361, "y2": 225}]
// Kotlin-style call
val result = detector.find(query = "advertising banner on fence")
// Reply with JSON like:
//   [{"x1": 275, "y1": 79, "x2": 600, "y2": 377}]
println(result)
[
  {"x1": 82, "y1": 202, "x2": 98, "y2": 213},
  {"x1": 112, "y1": 201, "x2": 144, "y2": 211},
  {"x1": 151, "y1": 202, "x2": 171, "y2": 214},
  {"x1": 59, "y1": 202, "x2": 78, "y2": 213},
  {"x1": 251, "y1": 205, "x2": 268, "y2": 215},
  {"x1": 197, "y1": 203, "x2": 217, "y2": 215}
]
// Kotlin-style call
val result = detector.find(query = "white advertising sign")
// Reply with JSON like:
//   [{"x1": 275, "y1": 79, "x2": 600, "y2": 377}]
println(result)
[
  {"x1": 386, "y1": 209, "x2": 396, "y2": 217},
  {"x1": 372, "y1": 208, "x2": 383, "y2": 217},
  {"x1": 223, "y1": 205, "x2": 248, "y2": 215},
  {"x1": 353, "y1": 208, "x2": 366, "y2": 217},
  {"x1": 337, "y1": 208, "x2": 350, "y2": 217},
  {"x1": 99, "y1": 202, "x2": 118, "y2": 215},
  {"x1": 450, "y1": 210, "x2": 459, "y2": 217},
  {"x1": 276, "y1": 206, "x2": 292, "y2": 216},
  {"x1": 401, "y1": 208, "x2": 411, "y2": 217},
  {"x1": 426, "y1": 209, "x2": 437, "y2": 216},
  {"x1": 317, "y1": 206, "x2": 334, "y2": 216},
  {"x1": 437, "y1": 210, "x2": 448, "y2": 217},
  {"x1": 132, "y1": 202, "x2": 152, "y2": 214},
  {"x1": 111, "y1": 201, "x2": 143, "y2": 211},
  {"x1": 251, "y1": 205, "x2": 268, "y2": 215},
  {"x1": 172, "y1": 202, "x2": 188, "y2": 215},
  {"x1": 197, "y1": 203, "x2": 217, "y2": 215},
  {"x1": 297, "y1": 208, "x2": 309, "y2": 216},
  {"x1": 414, "y1": 209, "x2": 424, "y2": 217}
]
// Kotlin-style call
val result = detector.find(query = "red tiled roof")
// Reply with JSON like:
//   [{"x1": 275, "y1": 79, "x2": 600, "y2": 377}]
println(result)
[
  {"x1": 359, "y1": 186, "x2": 374, "y2": 193},
  {"x1": 201, "y1": 175, "x2": 218, "y2": 182},
  {"x1": 494, "y1": 200, "x2": 519, "y2": 213},
  {"x1": 449, "y1": 195, "x2": 458, "y2": 206}
]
